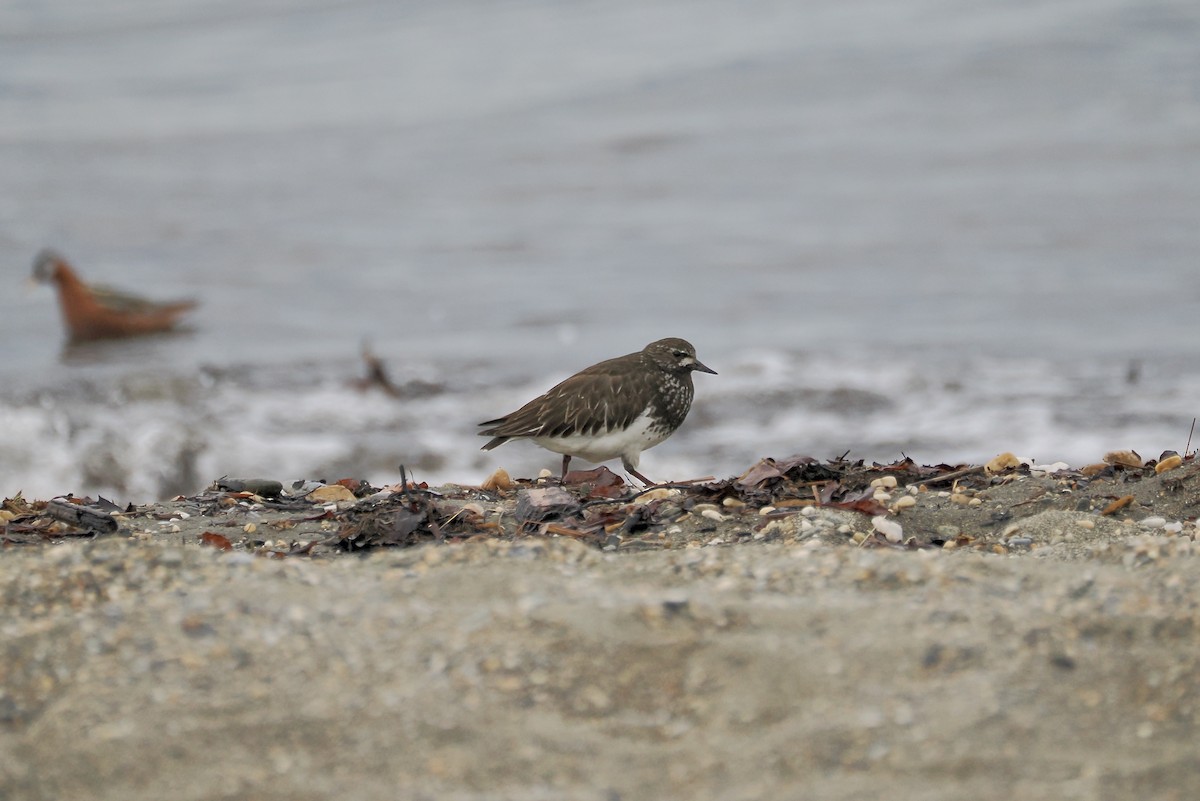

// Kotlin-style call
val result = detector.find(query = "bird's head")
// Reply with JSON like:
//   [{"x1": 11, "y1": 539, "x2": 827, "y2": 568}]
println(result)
[
  {"x1": 31, "y1": 249, "x2": 67, "y2": 284},
  {"x1": 645, "y1": 337, "x2": 717, "y2": 376}
]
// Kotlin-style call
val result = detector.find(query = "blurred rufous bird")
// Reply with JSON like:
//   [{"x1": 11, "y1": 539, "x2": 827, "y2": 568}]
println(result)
[{"x1": 31, "y1": 249, "x2": 197, "y2": 342}]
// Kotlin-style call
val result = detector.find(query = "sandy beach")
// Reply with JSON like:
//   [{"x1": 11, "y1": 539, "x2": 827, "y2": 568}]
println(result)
[{"x1": 3, "y1": 456, "x2": 1198, "y2": 800}]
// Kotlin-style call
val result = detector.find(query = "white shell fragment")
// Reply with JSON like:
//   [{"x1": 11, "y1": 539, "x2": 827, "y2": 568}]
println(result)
[{"x1": 872, "y1": 516, "x2": 904, "y2": 543}]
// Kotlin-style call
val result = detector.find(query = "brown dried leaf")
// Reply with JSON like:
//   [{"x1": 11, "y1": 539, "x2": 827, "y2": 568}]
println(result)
[{"x1": 200, "y1": 531, "x2": 234, "y2": 551}]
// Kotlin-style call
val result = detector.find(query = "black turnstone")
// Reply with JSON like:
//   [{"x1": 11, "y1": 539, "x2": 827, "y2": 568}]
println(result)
[{"x1": 478, "y1": 337, "x2": 716, "y2": 484}]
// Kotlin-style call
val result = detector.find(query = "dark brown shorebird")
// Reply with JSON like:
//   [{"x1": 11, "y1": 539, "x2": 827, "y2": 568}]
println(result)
[
  {"x1": 479, "y1": 337, "x2": 716, "y2": 484},
  {"x1": 31, "y1": 249, "x2": 197, "y2": 342}
]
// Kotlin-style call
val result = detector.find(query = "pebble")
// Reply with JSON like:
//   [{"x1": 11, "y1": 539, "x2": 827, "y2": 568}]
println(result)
[
  {"x1": 985, "y1": 452, "x2": 1020, "y2": 474},
  {"x1": 481, "y1": 468, "x2": 514, "y2": 492},
  {"x1": 1155, "y1": 454, "x2": 1183, "y2": 474},
  {"x1": 872, "y1": 516, "x2": 903, "y2": 544},
  {"x1": 306, "y1": 485, "x2": 356, "y2": 504},
  {"x1": 949, "y1": 493, "x2": 972, "y2": 505},
  {"x1": 634, "y1": 487, "x2": 681, "y2": 504},
  {"x1": 700, "y1": 509, "x2": 727, "y2": 523},
  {"x1": 870, "y1": 476, "x2": 898, "y2": 489},
  {"x1": 1139, "y1": 517, "x2": 1167, "y2": 530},
  {"x1": 890, "y1": 495, "x2": 917, "y2": 511}
]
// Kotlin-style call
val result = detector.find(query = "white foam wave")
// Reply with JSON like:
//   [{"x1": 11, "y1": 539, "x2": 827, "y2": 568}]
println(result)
[{"x1": 1, "y1": 348, "x2": 1195, "y2": 503}]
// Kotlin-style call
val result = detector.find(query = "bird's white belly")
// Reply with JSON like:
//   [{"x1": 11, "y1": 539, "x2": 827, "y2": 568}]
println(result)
[{"x1": 532, "y1": 408, "x2": 667, "y2": 465}]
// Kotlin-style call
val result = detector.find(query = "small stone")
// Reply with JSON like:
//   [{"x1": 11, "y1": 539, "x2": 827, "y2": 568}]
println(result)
[
  {"x1": 759, "y1": 506, "x2": 776, "y2": 516},
  {"x1": 243, "y1": 523, "x2": 257, "y2": 534},
  {"x1": 306, "y1": 485, "x2": 357, "y2": 504},
  {"x1": 870, "y1": 476, "x2": 898, "y2": 489},
  {"x1": 1008, "y1": 537, "x2": 1033, "y2": 549},
  {"x1": 873, "y1": 490, "x2": 892, "y2": 503},
  {"x1": 1139, "y1": 517, "x2": 1167, "y2": 530},
  {"x1": 985, "y1": 452, "x2": 1021, "y2": 474},
  {"x1": 634, "y1": 487, "x2": 681, "y2": 504},
  {"x1": 872, "y1": 516, "x2": 903, "y2": 543},
  {"x1": 481, "y1": 468, "x2": 514, "y2": 492},
  {"x1": 721, "y1": 497, "x2": 746, "y2": 509},
  {"x1": 891, "y1": 495, "x2": 917, "y2": 511},
  {"x1": 700, "y1": 509, "x2": 727, "y2": 522},
  {"x1": 949, "y1": 493, "x2": 971, "y2": 505},
  {"x1": 1155, "y1": 454, "x2": 1183, "y2": 474}
]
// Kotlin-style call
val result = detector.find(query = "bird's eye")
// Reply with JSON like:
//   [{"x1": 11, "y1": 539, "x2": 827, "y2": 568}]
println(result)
[{"x1": 674, "y1": 350, "x2": 686, "y2": 358}]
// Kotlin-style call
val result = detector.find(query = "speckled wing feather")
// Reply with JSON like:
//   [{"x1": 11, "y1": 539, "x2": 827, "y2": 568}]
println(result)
[{"x1": 479, "y1": 353, "x2": 652, "y2": 448}]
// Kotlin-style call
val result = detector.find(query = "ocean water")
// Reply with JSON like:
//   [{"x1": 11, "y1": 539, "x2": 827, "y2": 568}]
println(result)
[{"x1": 2, "y1": 0, "x2": 1199, "y2": 501}]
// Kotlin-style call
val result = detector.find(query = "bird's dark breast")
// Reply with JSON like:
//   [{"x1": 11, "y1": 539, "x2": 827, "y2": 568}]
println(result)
[{"x1": 649, "y1": 373, "x2": 695, "y2": 433}]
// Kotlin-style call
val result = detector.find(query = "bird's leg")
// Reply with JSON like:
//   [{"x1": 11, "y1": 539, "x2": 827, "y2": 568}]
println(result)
[
  {"x1": 560, "y1": 454, "x2": 572, "y2": 483},
  {"x1": 627, "y1": 467, "x2": 656, "y2": 487}
]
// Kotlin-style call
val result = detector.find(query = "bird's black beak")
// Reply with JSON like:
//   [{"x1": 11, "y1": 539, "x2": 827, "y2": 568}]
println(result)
[{"x1": 691, "y1": 359, "x2": 717, "y2": 375}]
